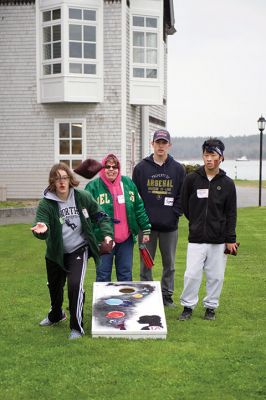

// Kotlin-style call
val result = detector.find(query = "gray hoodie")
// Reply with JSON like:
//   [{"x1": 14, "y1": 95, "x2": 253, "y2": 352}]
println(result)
[{"x1": 44, "y1": 188, "x2": 88, "y2": 253}]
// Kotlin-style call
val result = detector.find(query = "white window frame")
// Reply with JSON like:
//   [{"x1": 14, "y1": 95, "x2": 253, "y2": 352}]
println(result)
[
  {"x1": 37, "y1": 0, "x2": 104, "y2": 103},
  {"x1": 129, "y1": 0, "x2": 164, "y2": 105},
  {"x1": 68, "y1": 7, "x2": 98, "y2": 76},
  {"x1": 41, "y1": 7, "x2": 62, "y2": 77},
  {"x1": 54, "y1": 119, "x2": 87, "y2": 169},
  {"x1": 132, "y1": 15, "x2": 159, "y2": 80}
]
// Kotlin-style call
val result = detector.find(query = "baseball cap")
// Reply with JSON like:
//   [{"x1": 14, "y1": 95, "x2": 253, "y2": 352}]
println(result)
[{"x1": 152, "y1": 129, "x2": 171, "y2": 143}]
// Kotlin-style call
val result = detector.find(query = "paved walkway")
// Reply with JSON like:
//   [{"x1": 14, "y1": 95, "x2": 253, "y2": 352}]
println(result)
[
  {"x1": 236, "y1": 186, "x2": 266, "y2": 208},
  {"x1": 0, "y1": 187, "x2": 265, "y2": 225},
  {"x1": 0, "y1": 207, "x2": 36, "y2": 226}
]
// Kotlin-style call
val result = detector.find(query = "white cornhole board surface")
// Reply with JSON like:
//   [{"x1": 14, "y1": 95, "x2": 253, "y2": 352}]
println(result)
[{"x1": 91, "y1": 281, "x2": 167, "y2": 339}]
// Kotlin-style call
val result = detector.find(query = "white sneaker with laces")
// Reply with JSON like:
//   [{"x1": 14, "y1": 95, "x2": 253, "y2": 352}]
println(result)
[{"x1": 39, "y1": 312, "x2": 67, "y2": 326}]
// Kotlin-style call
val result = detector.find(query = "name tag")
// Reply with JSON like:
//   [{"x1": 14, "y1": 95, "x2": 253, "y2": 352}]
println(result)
[
  {"x1": 117, "y1": 195, "x2": 125, "y2": 204},
  {"x1": 82, "y1": 208, "x2": 89, "y2": 218},
  {"x1": 197, "y1": 189, "x2": 209, "y2": 198},
  {"x1": 164, "y1": 197, "x2": 174, "y2": 206}
]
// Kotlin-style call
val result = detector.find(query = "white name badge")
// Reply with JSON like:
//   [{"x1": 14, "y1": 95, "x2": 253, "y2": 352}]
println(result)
[
  {"x1": 117, "y1": 194, "x2": 125, "y2": 204},
  {"x1": 197, "y1": 189, "x2": 209, "y2": 198},
  {"x1": 164, "y1": 197, "x2": 174, "y2": 206},
  {"x1": 82, "y1": 208, "x2": 89, "y2": 218}
]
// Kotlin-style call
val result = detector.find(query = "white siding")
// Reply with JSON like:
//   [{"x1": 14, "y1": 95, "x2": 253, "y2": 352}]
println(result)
[
  {"x1": 0, "y1": 3, "x2": 123, "y2": 199},
  {"x1": 0, "y1": 1, "x2": 169, "y2": 199}
]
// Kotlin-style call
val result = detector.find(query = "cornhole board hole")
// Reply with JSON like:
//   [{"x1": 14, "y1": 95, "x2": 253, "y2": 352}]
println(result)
[{"x1": 91, "y1": 281, "x2": 167, "y2": 339}]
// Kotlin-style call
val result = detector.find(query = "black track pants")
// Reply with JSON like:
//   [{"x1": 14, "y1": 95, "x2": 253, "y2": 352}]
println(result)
[{"x1": 46, "y1": 246, "x2": 88, "y2": 333}]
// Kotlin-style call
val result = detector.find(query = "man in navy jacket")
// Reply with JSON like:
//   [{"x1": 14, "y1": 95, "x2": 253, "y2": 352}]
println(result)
[{"x1": 133, "y1": 129, "x2": 185, "y2": 307}]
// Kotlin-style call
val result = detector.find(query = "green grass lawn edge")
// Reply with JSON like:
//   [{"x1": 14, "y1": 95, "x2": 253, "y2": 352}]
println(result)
[{"x1": 0, "y1": 207, "x2": 265, "y2": 400}]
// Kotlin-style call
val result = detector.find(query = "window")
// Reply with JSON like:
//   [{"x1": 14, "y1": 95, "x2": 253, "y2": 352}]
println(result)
[
  {"x1": 69, "y1": 7, "x2": 97, "y2": 75},
  {"x1": 132, "y1": 15, "x2": 158, "y2": 79},
  {"x1": 38, "y1": 1, "x2": 103, "y2": 102},
  {"x1": 55, "y1": 120, "x2": 86, "y2": 169},
  {"x1": 42, "y1": 9, "x2": 62, "y2": 75}
]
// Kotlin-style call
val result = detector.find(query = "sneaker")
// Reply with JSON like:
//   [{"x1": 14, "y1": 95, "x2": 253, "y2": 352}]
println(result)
[
  {"x1": 69, "y1": 329, "x2": 83, "y2": 340},
  {"x1": 39, "y1": 312, "x2": 67, "y2": 326},
  {"x1": 163, "y1": 295, "x2": 176, "y2": 308},
  {"x1": 178, "y1": 307, "x2": 193, "y2": 321},
  {"x1": 204, "y1": 308, "x2": 216, "y2": 320}
]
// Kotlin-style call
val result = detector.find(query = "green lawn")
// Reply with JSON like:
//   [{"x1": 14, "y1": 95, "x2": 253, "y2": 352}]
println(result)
[
  {"x1": 0, "y1": 207, "x2": 265, "y2": 400},
  {"x1": 234, "y1": 179, "x2": 266, "y2": 188}
]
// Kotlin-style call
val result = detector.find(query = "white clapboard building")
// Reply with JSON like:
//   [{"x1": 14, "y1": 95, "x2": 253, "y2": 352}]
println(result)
[{"x1": 0, "y1": 0, "x2": 175, "y2": 199}]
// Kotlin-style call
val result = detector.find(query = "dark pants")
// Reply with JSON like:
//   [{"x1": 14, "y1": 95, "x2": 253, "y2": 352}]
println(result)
[
  {"x1": 45, "y1": 246, "x2": 88, "y2": 334},
  {"x1": 139, "y1": 230, "x2": 178, "y2": 296}
]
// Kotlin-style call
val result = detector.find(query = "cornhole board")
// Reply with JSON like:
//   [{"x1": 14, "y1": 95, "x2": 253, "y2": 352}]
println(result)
[{"x1": 91, "y1": 281, "x2": 167, "y2": 339}]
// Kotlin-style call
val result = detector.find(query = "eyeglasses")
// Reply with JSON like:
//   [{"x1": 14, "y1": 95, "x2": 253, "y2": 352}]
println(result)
[
  {"x1": 104, "y1": 165, "x2": 118, "y2": 170},
  {"x1": 55, "y1": 176, "x2": 69, "y2": 182}
]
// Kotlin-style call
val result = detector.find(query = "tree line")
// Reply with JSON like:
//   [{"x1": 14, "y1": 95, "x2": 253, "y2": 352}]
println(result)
[{"x1": 170, "y1": 135, "x2": 265, "y2": 161}]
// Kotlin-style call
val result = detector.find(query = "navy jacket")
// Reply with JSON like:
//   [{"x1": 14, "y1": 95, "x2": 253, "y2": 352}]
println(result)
[{"x1": 132, "y1": 154, "x2": 185, "y2": 232}]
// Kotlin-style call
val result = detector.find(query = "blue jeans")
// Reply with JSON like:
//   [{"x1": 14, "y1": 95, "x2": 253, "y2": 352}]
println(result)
[{"x1": 96, "y1": 236, "x2": 134, "y2": 282}]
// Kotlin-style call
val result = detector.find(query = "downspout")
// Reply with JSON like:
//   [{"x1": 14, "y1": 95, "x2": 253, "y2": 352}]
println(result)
[
  {"x1": 36, "y1": 0, "x2": 40, "y2": 103},
  {"x1": 120, "y1": 0, "x2": 127, "y2": 175},
  {"x1": 140, "y1": 106, "x2": 150, "y2": 158}
]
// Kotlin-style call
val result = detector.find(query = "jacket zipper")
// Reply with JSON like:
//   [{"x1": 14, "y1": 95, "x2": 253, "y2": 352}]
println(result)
[{"x1": 203, "y1": 179, "x2": 211, "y2": 238}]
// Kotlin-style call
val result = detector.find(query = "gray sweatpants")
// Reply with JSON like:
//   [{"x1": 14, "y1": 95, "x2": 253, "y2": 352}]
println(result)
[
  {"x1": 180, "y1": 243, "x2": 227, "y2": 310},
  {"x1": 139, "y1": 229, "x2": 178, "y2": 296}
]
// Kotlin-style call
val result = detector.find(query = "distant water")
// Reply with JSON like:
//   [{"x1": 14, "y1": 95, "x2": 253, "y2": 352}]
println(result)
[{"x1": 181, "y1": 159, "x2": 266, "y2": 180}]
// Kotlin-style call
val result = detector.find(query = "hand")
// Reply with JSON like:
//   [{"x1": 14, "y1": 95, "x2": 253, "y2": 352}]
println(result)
[
  {"x1": 104, "y1": 236, "x2": 113, "y2": 245},
  {"x1": 99, "y1": 237, "x2": 114, "y2": 255},
  {"x1": 225, "y1": 242, "x2": 239, "y2": 255},
  {"x1": 31, "y1": 222, "x2": 48, "y2": 234},
  {"x1": 142, "y1": 235, "x2": 150, "y2": 244}
]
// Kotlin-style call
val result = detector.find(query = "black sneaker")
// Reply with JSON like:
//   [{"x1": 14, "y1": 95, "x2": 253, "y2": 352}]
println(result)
[
  {"x1": 163, "y1": 295, "x2": 176, "y2": 308},
  {"x1": 204, "y1": 308, "x2": 216, "y2": 320},
  {"x1": 178, "y1": 307, "x2": 193, "y2": 320}
]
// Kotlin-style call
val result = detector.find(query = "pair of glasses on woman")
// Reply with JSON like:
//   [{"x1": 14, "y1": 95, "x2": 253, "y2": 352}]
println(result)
[{"x1": 104, "y1": 165, "x2": 118, "y2": 170}]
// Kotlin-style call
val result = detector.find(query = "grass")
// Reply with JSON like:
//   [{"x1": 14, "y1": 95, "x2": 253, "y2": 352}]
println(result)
[
  {"x1": 234, "y1": 179, "x2": 266, "y2": 188},
  {"x1": 0, "y1": 208, "x2": 266, "y2": 399}
]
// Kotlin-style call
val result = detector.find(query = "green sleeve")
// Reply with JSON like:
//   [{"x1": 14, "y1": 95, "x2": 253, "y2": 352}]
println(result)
[
  {"x1": 32, "y1": 199, "x2": 51, "y2": 240},
  {"x1": 131, "y1": 181, "x2": 151, "y2": 233}
]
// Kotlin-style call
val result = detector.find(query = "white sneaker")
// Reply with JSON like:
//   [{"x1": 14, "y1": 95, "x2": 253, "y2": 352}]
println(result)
[
  {"x1": 69, "y1": 329, "x2": 83, "y2": 340},
  {"x1": 39, "y1": 312, "x2": 67, "y2": 326}
]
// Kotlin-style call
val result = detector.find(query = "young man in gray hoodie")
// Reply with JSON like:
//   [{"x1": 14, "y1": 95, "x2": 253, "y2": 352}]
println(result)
[{"x1": 32, "y1": 163, "x2": 113, "y2": 339}]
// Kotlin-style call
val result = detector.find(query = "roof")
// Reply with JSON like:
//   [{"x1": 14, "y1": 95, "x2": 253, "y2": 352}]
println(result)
[
  {"x1": 0, "y1": 0, "x2": 176, "y2": 34},
  {"x1": 164, "y1": 0, "x2": 176, "y2": 35},
  {"x1": 0, "y1": 0, "x2": 34, "y2": 3}
]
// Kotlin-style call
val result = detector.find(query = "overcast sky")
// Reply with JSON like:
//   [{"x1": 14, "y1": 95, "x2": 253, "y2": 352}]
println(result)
[{"x1": 167, "y1": 0, "x2": 266, "y2": 138}]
